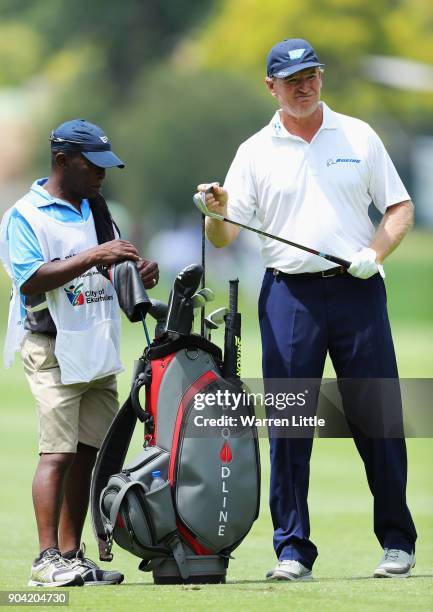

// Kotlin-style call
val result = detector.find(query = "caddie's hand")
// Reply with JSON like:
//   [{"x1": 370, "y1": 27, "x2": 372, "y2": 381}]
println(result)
[
  {"x1": 348, "y1": 247, "x2": 385, "y2": 279},
  {"x1": 196, "y1": 182, "x2": 229, "y2": 218},
  {"x1": 137, "y1": 258, "x2": 159, "y2": 289},
  {"x1": 93, "y1": 239, "x2": 140, "y2": 265}
]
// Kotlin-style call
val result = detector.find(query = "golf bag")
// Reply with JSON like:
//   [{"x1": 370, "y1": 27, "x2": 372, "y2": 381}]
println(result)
[{"x1": 91, "y1": 263, "x2": 260, "y2": 584}]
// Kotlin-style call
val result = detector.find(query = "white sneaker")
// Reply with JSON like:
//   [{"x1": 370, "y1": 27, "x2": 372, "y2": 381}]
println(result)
[
  {"x1": 266, "y1": 560, "x2": 313, "y2": 581},
  {"x1": 28, "y1": 548, "x2": 83, "y2": 587},
  {"x1": 374, "y1": 549, "x2": 415, "y2": 578}
]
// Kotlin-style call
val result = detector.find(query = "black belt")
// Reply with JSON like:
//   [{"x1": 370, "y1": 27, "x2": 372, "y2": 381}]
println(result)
[{"x1": 267, "y1": 266, "x2": 346, "y2": 278}]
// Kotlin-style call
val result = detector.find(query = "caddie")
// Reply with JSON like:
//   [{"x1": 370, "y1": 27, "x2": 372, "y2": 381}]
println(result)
[
  {"x1": 198, "y1": 38, "x2": 417, "y2": 580},
  {"x1": 0, "y1": 119, "x2": 159, "y2": 587}
]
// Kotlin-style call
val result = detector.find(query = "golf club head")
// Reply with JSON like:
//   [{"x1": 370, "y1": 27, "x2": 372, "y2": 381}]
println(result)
[
  {"x1": 204, "y1": 317, "x2": 219, "y2": 341},
  {"x1": 148, "y1": 299, "x2": 168, "y2": 339},
  {"x1": 192, "y1": 293, "x2": 206, "y2": 310},
  {"x1": 193, "y1": 192, "x2": 224, "y2": 221},
  {"x1": 195, "y1": 287, "x2": 215, "y2": 303},
  {"x1": 164, "y1": 264, "x2": 203, "y2": 335},
  {"x1": 148, "y1": 299, "x2": 168, "y2": 321},
  {"x1": 154, "y1": 321, "x2": 166, "y2": 338},
  {"x1": 208, "y1": 307, "x2": 229, "y2": 326},
  {"x1": 204, "y1": 318, "x2": 219, "y2": 331},
  {"x1": 98, "y1": 260, "x2": 151, "y2": 323}
]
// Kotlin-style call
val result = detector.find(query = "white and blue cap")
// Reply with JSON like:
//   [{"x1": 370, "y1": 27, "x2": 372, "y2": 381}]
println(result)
[
  {"x1": 50, "y1": 119, "x2": 125, "y2": 168},
  {"x1": 266, "y1": 38, "x2": 324, "y2": 78}
]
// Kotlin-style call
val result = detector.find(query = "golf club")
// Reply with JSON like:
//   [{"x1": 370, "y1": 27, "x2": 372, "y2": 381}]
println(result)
[
  {"x1": 204, "y1": 317, "x2": 219, "y2": 341},
  {"x1": 208, "y1": 307, "x2": 229, "y2": 325},
  {"x1": 193, "y1": 188, "x2": 352, "y2": 269},
  {"x1": 164, "y1": 263, "x2": 203, "y2": 336},
  {"x1": 204, "y1": 308, "x2": 228, "y2": 341},
  {"x1": 223, "y1": 280, "x2": 241, "y2": 379},
  {"x1": 192, "y1": 293, "x2": 206, "y2": 309},
  {"x1": 195, "y1": 287, "x2": 215, "y2": 303},
  {"x1": 148, "y1": 299, "x2": 169, "y2": 338},
  {"x1": 192, "y1": 289, "x2": 215, "y2": 333}
]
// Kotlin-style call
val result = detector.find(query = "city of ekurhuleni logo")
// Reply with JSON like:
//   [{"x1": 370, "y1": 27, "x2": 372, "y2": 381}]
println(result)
[{"x1": 64, "y1": 283, "x2": 85, "y2": 306}]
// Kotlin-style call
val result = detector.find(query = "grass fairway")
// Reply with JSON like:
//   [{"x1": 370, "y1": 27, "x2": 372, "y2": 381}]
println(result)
[{"x1": 0, "y1": 231, "x2": 432, "y2": 610}]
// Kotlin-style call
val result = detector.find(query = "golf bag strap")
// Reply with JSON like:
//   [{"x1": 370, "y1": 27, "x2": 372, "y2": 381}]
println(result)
[
  {"x1": 90, "y1": 396, "x2": 138, "y2": 561},
  {"x1": 108, "y1": 480, "x2": 148, "y2": 535},
  {"x1": 130, "y1": 361, "x2": 153, "y2": 423}
]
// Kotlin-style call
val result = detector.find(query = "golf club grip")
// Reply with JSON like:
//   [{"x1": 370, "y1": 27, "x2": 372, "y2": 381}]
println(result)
[
  {"x1": 229, "y1": 279, "x2": 239, "y2": 313},
  {"x1": 323, "y1": 254, "x2": 352, "y2": 269},
  {"x1": 223, "y1": 279, "x2": 241, "y2": 379}
]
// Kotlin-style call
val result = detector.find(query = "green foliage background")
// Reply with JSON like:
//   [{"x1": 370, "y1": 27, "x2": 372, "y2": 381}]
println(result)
[{"x1": 1, "y1": 0, "x2": 433, "y2": 238}]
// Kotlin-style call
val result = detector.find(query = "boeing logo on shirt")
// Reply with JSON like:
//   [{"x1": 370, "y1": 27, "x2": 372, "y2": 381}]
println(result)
[
  {"x1": 327, "y1": 158, "x2": 361, "y2": 167},
  {"x1": 64, "y1": 284, "x2": 85, "y2": 306}
]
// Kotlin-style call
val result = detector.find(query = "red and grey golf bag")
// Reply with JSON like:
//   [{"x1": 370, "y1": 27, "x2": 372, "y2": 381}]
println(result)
[{"x1": 91, "y1": 263, "x2": 260, "y2": 583}]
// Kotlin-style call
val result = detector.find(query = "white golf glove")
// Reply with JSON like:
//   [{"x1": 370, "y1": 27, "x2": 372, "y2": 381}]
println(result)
[{"x1": 348, "y1": 247, "x2": 385, "y2": 279}]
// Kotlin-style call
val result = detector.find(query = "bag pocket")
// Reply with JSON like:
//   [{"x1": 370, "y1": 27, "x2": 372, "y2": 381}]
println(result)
[
  {"x1": 101, "y1": 470, "x2": 177, "y2": 561},
  {"x1": 113, "y1": 485, "x2": 154, "y2": 556},
  {"x1": 144, "y1": 481, "x2": 177, "y2": 542},
  {"x1": 101, "y1": 474, "x2": 167, "y2": 560}
]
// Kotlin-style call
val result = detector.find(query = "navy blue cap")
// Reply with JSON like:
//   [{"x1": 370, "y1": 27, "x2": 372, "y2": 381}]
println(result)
[
  {"x1": 50, "y1": 119, "x2": 125, "y2": 168},
  {"x1": 266, "y1": 38, "x2": 324, "y2": 78}
]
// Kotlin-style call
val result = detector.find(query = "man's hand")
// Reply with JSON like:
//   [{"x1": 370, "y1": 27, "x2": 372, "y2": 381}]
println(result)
[
  {"x1": 196, "y1": 182, "x2": 229, "y2": 218},
  {"x1": 22, "y1": 239, "x2": 141, "y2": 296},
  {"x1": 196, "y1": 182, "x2": 239, "y2": 248},
  {"x1": 91, "y1": 239, "x2": 140, "y2": 266},
  {"x1": 348, "y1": 247, "x2": 385, "y2": 279},
  {"x1": 137, "y1": 258, "x2": 159, "y2": 289}
]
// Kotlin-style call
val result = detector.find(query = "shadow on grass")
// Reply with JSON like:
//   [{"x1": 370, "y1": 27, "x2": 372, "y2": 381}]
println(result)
[{"x1": 90, "y1": 572, "x2": 433, "y2": 590}]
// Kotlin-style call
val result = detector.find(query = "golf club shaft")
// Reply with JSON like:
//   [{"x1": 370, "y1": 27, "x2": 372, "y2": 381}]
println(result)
[
  {"x1": 201, "y1": 213, "x2": 206, "y2": 336},
  {"x1": 219, "y1": 215, "x2": 351, "y2": 269}
]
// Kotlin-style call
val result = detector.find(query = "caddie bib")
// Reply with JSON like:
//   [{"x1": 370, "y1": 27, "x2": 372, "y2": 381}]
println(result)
[
  {"x1": 0, "y1": 207, "x2": 25, "y2": 368},
  {"x1": 12, "y1": 200, "x2": 123, "y2": 384}
]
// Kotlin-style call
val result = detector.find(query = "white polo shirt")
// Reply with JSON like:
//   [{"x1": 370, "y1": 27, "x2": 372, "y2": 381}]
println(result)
[{"x1": 224, "y1": 102, "x2": 410, "y2": 273}]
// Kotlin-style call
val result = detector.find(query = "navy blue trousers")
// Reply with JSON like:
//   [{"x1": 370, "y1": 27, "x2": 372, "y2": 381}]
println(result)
[{"x1": 258, "y1": 270, "x2": 417, "y2": 569}]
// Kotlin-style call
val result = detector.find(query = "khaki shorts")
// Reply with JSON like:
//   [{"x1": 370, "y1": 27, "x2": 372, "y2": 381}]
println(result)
[{"x1": 21, "y1": 332, "x2": 118, "y2": 453}]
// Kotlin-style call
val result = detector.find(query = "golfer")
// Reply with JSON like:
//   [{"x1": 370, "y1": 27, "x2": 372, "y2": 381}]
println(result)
[
  {"x1": 198, "y1": 39, "x2": 417, "y2": 580},
  {"x1": 0, "y1": 119, "x2": 159, "y2": 586}
]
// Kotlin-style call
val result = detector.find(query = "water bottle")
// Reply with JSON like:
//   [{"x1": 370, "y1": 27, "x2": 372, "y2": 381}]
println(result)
[{"x1": 149, "y1": 470, "x2": 165, "y2": 491}]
